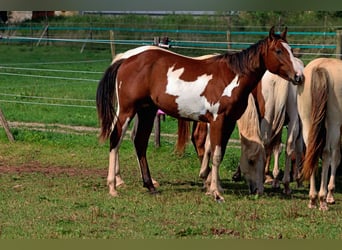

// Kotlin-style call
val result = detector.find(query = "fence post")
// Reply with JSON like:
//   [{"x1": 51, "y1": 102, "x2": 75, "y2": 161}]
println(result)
[
  {"x1": 36, "y1": 24, "x2": 49, "y2": 46},
  {"x1": 226, "y1": 30, "x2": 231, "y2": 50},
  {"x1": 0, "y1": 108, "x2": 14, "y2": 142},
  {"x1": 110, "y1": 30, "x2": 115, "y2": 59},
  {"x1": 336, "y1": 29, "x2": 342, "y2": 59}
]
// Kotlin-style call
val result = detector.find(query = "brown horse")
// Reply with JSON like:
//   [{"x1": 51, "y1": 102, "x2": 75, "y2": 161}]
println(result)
[
  {"x1": 179, "y1": 68, "x2": 304, "y2": 195},
  {"x1": 96, "y1": 26, "x2": 304, "y2": 201}
]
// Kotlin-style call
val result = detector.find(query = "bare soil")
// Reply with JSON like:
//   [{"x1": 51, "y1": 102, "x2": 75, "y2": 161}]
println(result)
[{"x1": 0, "y1": 161, "x2": 107, "y2": 177}]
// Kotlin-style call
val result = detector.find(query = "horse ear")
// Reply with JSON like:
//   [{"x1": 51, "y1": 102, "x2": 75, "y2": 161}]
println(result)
[
  {"x1": 280, "y1": 27, "x2": 288, "y2": 39},
  {"x1": 269, "y1": 26, "x2": 275, "y2": 40}
]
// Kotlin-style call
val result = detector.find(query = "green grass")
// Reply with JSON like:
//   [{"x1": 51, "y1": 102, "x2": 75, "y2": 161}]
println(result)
[
  {"x1": 1, "y1": 31, "x2": 342, "y2": 239},
  {"x1": 1, "y1": 129, "x2": 342, "y2": 239}
]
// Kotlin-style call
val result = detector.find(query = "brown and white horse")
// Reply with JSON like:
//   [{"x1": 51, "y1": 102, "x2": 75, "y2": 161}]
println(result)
[
  {"x1": 96, "y1": 26, "x2": 304, "y2": 201},
  {"x1": 182, "y1": 67, "x2": 304, "y2": 195},
  {"x1": 298, "y1": 57, "x2": 342, "y2": 210}
]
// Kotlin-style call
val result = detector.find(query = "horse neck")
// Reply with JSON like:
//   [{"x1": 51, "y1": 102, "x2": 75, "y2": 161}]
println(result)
[{"x1": 228, "y1": 40, "x2": 267, "y2": 90}]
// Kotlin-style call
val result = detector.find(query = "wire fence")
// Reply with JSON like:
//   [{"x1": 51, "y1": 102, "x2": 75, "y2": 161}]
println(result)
[{"x1": 1, "y1": 24, "x2": 341, "y2": 131}]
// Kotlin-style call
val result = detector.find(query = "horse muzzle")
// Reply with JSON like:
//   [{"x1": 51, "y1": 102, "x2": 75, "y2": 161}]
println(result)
[{"x1": 292, "y1": 73, "x2": 304, "y2": 85}]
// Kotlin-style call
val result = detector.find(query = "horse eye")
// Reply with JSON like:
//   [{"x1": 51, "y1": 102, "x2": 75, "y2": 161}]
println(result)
[
  {"x1": 276, "y1": 49, "x2": 282, "y2": 55},
  {"x1": 248, "y1": 159, "x2": 254, "y2": 165}
]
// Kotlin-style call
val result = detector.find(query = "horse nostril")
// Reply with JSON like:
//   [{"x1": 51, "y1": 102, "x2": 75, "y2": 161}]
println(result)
[{"x1": 295, "y1": 74, "x2": 304, "y2": 84}]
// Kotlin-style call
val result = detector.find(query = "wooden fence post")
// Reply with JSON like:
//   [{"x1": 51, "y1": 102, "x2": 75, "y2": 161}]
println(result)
[
  {"x1": 110, "y1": 30, "x2": 115, "y2": 59},
  {"x1": 0, "y1": 108, "x2": 14, "y2": 142},
  {"x1": 336, "y1": 29, "x2": 342, "y2": 59},
  {"x1": 226, "y1": 30, "x2": 231, "y2": 50},
  {"x1": 36, "y1": 24, "x2": 49, "y2": 46}
]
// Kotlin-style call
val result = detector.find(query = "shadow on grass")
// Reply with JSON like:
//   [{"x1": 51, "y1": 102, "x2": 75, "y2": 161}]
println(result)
[{"x1": 154, "y1": 172, "x2": 342, "y2": 203}]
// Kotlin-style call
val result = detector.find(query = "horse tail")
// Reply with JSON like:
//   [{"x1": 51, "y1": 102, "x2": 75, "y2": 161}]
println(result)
[
  {"x1": 301, "y1": 67, "x2": 329, "y2": 180},
  {"x1": 175, "y1": 119, "x2": 191, "y2": 154},
  {"x1": 96, "y1": 59, "x2": 124, "y2": 142}
]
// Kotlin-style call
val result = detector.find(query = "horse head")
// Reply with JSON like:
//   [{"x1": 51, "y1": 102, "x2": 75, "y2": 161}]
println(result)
[
  {"x1": 239, "y1": 134, "x2": 266, "y2": 195},
  {"x1": 237, "y1": 94, "x2": 266, "y2": 195},
  {"x1": 263, "y1": 26, "x2": 304, "y2": 85}
]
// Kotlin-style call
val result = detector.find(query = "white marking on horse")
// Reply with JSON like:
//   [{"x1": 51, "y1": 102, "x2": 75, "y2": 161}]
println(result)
[
  {"x1": 222, "y1": 75, "x2": 239, "y2": 97},
  {"x1": 165, "y1": 66, "x2": 239, "y2": 121},
  {"x1": 281, "y1": 42, "x2": 304, "y2": 75}
]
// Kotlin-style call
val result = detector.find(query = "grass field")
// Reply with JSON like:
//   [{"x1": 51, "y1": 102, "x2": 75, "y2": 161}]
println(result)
[{"x1": 1, "y1": 43, "x2": 342, "y2": 239}]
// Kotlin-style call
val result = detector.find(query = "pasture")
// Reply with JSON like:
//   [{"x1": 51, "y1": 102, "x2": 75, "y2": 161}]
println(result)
[{"x1": 1, "y1": 44, "x2": 342, "y2": 239}]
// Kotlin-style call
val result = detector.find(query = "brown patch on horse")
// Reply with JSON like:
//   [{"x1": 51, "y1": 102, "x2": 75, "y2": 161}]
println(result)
[
  {"x1": 252, "y1": 81, "x2": 265, "y2": 119},
  {"x1": 302, "y1": 67, "x2": 329, "y2": 180}
]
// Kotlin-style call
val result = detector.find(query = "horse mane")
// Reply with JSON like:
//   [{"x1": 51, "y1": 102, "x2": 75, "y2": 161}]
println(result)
[
  {"x1": 213, "y1": 32, "x2": 286, "y2": 76},
  {"x1": 237, "y1": 94, "x2": 263, "y2": 145},
  {"x1": 212, "y1": 39, "x2": 267, "y2": 75}
]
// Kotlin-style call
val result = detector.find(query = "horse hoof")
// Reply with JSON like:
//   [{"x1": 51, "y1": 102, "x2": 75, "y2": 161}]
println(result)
[
  {"x1": 264, "y1": 175, "x2": 273, "y2": 184},
  {"x1": 319, "y1": 203, "x2": 329, "y2": 211},
  {"x1": 308, "y1": 201, "x2": 317, "y2": 209},
  {"x1": 232, "y1": 172, "x2": 242, "y2": 182},
  {"x1": 283, "y1": 189, "x2": 292, "y2": 196},
  {"x1": 326, "y1": 197, "x2": 335, "y2": 205},
  {"x1": 213, "y1": 191, "x2": 225, "y2": 202},
  {"x1": 152, "y1": 179, "x2": 160, "y2": 188},
  {"x1": 109, "y1": 190, "x2": 119, "y2": 197},
  {"x1": 216, "y1": 197, "x2": 225, "y2": 203},
  {"x1": 149, "y1": 189, "x2": 160, "y2": 195},
  {"x1": 115, "y1": 176, "x2": 125, "y2": 188}
]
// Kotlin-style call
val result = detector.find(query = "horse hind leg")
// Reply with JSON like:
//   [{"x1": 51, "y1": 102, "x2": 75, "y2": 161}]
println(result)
[
  {"x1": 323, "y1": 128, "x2": 341, "y2": 208},
  {"x1": 131, "y1": 114, "x2": 159, "y2": 187},
  {"x1": 108, "y1": 117, "x2": 131, "y2": 196},
  {"x1": 132, "y1": 107, "x2": 158, "y2": 194}
]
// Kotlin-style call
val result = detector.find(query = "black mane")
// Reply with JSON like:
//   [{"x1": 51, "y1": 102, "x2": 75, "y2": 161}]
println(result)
[{"x1": 214, "y1": 33, "x2": 286, "y2": 76}]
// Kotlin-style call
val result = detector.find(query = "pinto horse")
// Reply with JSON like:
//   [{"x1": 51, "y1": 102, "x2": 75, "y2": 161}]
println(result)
[
  {"x1": 181, "y1": 67, "x2": 304, "y2": 195},
  {"x1": 298, "y1": 58, "x2": 342, "y2": 210},
  {"x1": 96, "y1": 26, "x2": 304, "y2": 201}
]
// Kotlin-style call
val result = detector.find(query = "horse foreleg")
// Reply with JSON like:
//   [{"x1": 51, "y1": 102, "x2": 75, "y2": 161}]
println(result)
[
  {"x1": 271, "y1": 133, "x2": 282, "y2": 189},
  {"x1": 133, "y1": 108, "x2": 158, "y2": 194},
  {"x1": 206, "y1": 119, "x2": 234, "y2": 202},
  {"x1": 207, "y1": 145, "x2": 224, "y2": 201},
  {"x1": 271, "y1": 143, "x2": 282, "y2": 189},
  {"x1": 264, "y1": 148, "x2": 273, "y2": 184}
]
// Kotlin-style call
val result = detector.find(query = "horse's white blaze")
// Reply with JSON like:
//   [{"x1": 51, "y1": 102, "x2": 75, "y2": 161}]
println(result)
[
  {"x1": 281, "y1": 42, "x2": 304, "y2": 75},
  {"x1": 165, "y1": 66, "x2": 239, "y2": 121}
]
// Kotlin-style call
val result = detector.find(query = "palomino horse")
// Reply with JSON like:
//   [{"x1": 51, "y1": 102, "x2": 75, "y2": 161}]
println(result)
[
  {"x1": 259, "y1": 68, "x2": 304, "y2": 193},
  {"x1": 298, "y1": 58, "x2": 342, "y2": 210},
  {"x1": 181, "y1": 67, "x2": 304, "y2": 195},
  {"x1": 96, "y1": 26, "x2": 304, "y2": 201}
]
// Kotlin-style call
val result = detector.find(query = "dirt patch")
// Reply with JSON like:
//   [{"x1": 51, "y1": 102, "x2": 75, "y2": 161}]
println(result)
[{"x1": 0, "y1": 161, "x2": 107, "y2": 177}]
